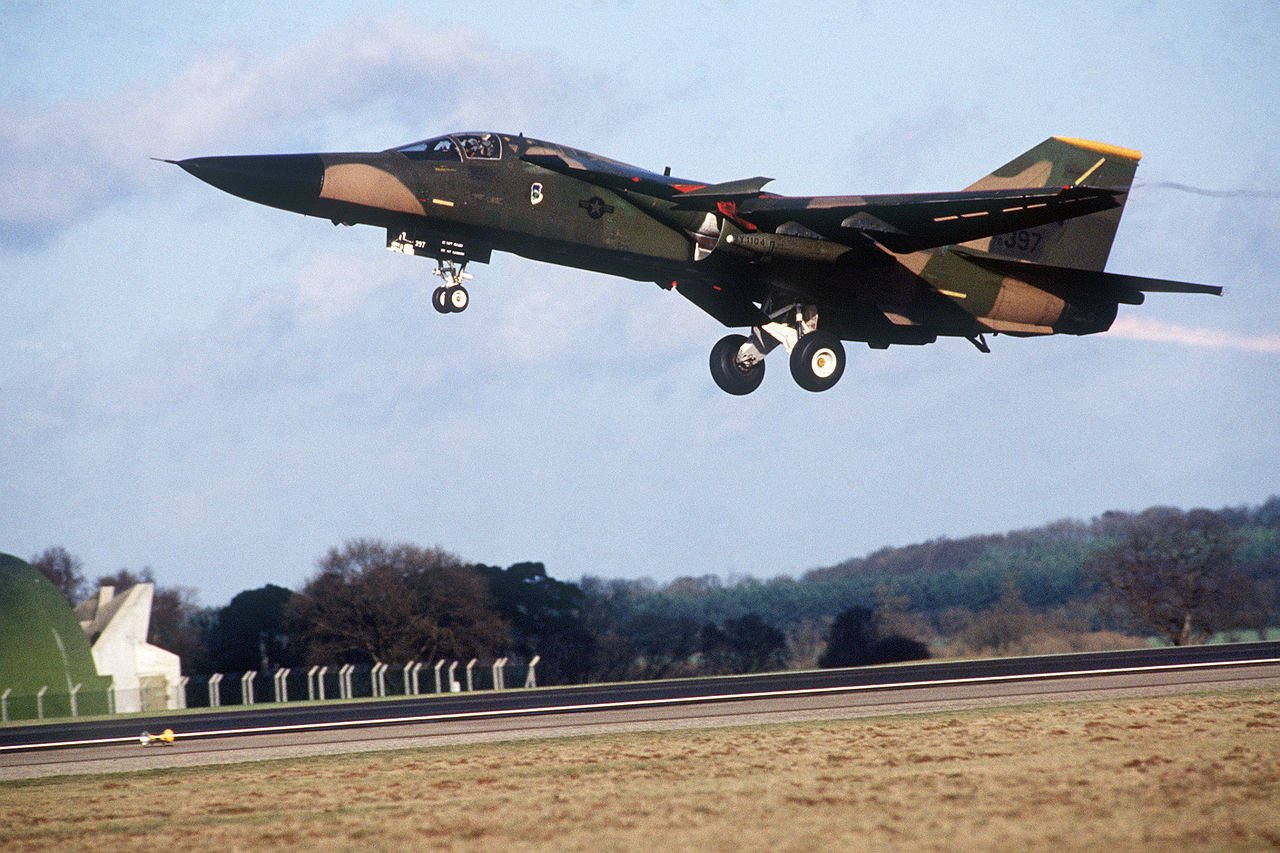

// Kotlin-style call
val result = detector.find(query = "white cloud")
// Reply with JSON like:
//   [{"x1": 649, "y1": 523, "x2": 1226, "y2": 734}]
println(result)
[
  {"x1": 0, "y1": 17, "x2": 587, "y2": 242},
  {"x1": 1109, "y1": 316, "x2": 1280, "y2": 353},
  {"x1": 292, "y1": 251, "x2": 405, "y2": 325}
]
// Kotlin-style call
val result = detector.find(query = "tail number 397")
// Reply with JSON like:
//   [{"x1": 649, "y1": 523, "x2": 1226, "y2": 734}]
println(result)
[{"x1": 992, "y1": 229, "x2": 1043, "y2": 253}]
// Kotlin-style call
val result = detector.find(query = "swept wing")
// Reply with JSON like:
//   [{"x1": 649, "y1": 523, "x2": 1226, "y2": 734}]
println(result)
[{"x1": 727, "y1": 185, "x2": 1124, "y2": 253}]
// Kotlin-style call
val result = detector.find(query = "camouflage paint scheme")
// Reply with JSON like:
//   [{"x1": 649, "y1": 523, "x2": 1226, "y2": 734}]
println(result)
[{"x1": 174, "y1": 133, "x2": 1219, "y2": 393}]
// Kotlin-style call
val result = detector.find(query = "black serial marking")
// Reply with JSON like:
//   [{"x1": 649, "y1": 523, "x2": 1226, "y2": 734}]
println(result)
[
  {"x1": 579, "y1": 196, "x2": 615, "y2": 219},
  {"x1": 992, "y1": 229, "x2": 1043, "y2": 253}
]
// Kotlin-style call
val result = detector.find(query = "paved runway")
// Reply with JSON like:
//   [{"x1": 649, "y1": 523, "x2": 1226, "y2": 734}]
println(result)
[{"x1": 3, "y1": 643, "x2": 1277, "y2": 780}]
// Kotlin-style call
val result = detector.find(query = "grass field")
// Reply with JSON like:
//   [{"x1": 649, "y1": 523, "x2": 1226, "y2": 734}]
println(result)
[{"x1": 2, "y1": 688, "x2": 1277, "y2": 852}]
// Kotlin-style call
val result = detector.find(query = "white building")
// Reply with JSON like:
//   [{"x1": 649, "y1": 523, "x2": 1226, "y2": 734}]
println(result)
[{"x1": 77, "y1": 584, "x2": 182, "y2": 712}]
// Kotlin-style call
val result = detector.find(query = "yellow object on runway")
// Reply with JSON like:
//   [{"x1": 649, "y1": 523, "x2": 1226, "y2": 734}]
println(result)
[{"x1": 139, "y1": 728, "x2": 175, "y2": 746}]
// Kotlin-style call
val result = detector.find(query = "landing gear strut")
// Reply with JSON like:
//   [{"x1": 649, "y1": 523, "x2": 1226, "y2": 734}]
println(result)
[
  {"x1": 708, "y1": 301, "x2": 847, "y2": 395},
  {"x1": 431, "y1": 259, "x2": 471, "y2": 314}
]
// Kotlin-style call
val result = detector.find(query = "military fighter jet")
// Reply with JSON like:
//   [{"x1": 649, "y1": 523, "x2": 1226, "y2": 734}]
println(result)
[{"x1": 171, "y1": 133, "x2": 1220, "y2": 394}]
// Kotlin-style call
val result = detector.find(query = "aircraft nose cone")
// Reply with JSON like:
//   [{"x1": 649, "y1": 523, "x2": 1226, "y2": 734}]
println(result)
[{"x1": 177, "y1": 154, "x2": 324, "y2": 211}]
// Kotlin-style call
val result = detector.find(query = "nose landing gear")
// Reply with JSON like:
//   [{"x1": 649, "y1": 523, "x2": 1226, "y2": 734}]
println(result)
[
  {"x1": 387, "y1": 229, "x2": 489, "y2": 315},
  {"x1": 431, "y1": 260, "x2": 471, "y2": 314}
]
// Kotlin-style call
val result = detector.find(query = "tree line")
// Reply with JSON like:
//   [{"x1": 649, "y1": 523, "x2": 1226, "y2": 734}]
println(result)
[{"x1": 30, "y1": 497, "x2": 1280, "y2": 682}]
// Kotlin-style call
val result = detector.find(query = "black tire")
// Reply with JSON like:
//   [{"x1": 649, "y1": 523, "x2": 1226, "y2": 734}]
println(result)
[
  {"x1": 789, "y1": 330, "x2": 845, "y2": 392},
  {"x1": 447, "y1": 285, "x2": 470, "y2": 312},
  {"x1": 710, "y1": 334, "x2": 765, "y2": 395},
  {"x1": 432, "y1": 286, "x2": 450, "y2": 314}
]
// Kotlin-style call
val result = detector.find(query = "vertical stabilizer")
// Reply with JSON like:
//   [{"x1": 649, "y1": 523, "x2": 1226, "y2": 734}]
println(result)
[{"x1": 962, "y1": 137, "x2": 1141, "y2": 271}]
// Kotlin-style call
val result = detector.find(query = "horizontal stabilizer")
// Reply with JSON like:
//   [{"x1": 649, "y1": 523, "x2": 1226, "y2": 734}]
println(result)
[
  {"x1": 1114, "y1": 277, "x2": 1225, "y2": 295},
  {"x1": 953, "y1": 249, "x2": 1223, "y2": 300}
]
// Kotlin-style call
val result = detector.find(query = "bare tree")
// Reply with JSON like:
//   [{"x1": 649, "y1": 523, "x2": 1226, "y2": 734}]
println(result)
[
  {"x1": 285, "y1": 539, "x2": 506, "y2": 664},
  {"x1": 30, "y1": 546, "x2": 86, "y2": 603},
  {"x1": 1090, "y1": 508, "x2": 1249, "y2": 645},
  {"x1": 95, "y1": 566, "x2": 151, "y2": 594}
]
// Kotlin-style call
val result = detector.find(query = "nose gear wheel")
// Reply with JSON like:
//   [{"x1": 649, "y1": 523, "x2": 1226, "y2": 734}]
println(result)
[
  {"x1": 431, "y1": 260, "x2": 472, "y2": 313},
  {"x1": 431, "y1": 285, "x2": 469, "y2": 314}
]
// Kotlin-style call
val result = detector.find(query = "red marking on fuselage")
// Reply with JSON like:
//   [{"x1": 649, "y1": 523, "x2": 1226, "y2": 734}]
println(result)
[{"x1": 717, "y1": 200, "x2": 758, "y2": 232}]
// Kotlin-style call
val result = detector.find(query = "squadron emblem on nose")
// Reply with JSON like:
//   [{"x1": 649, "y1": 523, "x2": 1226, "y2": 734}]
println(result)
[{"x1": 530, "y1": 182, "x2": 544, "y2": 205}]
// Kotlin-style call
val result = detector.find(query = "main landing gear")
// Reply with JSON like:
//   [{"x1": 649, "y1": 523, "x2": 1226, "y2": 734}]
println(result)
[
  {"x1": 709, "y1": 302, "x2": 846, "y2": 395},
  {"x1": 431, "y1": 259, "x2": 471, "y2": 314}
]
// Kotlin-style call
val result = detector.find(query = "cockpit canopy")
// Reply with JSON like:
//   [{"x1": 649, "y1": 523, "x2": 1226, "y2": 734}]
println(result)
[{"x1": 393, "y1": 133, "x2": 502, "y2": 161}]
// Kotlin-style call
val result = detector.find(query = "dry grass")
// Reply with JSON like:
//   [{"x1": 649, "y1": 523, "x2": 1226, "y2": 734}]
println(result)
[{"x1": 2, "y1": 689, "x2": 1278, "y2": 852}]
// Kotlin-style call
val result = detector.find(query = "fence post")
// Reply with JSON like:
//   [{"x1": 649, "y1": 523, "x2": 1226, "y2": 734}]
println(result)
[
  {"x1": 2, "y1": 687, "x2": 10, "y2": 722},
  {"x1": 274, "y1": 668, "x2": 290, "y2": 702},
  {"x1": 525, "y1": 655, "x2": 540, "y2": 688},
  {"x1": 433, "y1": 660, "x2": 445, "y2": 694},
  {"x1": 209, "y1": 673, "x2": 224, "y2": 707},
  {"x1": 338, "y1": 664, "x2": 354, "y2": 699},
  {"x1": 402, "y1": 661, "x2": 416, "y2": 695},
  {"x1": 447, "y1": 661, "x2": 460, "y2": 692},
  {"x1": 372, "y1": 663, "x2": 388, "y2": 697},
  {"x1": 491, "y1": 657, "x2": 506, "y2": 691},
  {"x1": 176, "y1": 676, "x2": 189, "y2": 709},
  {"x1": 70, "y1": 683, "x2": 82, "y2": 717},
  {"x1": 465, "y1": 659, "x2": 477, "y2": 691},
  {"x1": 240, "y1": 671, "x2": 256, "y2": 705},
  {"x1": 412, "y1": 661, "x2": 424, "y2": 694},
  {"x1": 36, "y1": 686, "x2": 48, "y2": 719}
]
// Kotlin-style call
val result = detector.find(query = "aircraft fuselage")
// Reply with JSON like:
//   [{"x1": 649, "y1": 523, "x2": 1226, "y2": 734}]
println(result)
[{"x1": 175, "y1": 131, "x2": 1219, "y2": 394}]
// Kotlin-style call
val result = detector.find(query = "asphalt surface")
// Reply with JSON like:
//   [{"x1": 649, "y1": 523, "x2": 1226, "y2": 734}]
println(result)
[{"x1": 3, "y1": 642, "x2": 1277, "y2": 753}]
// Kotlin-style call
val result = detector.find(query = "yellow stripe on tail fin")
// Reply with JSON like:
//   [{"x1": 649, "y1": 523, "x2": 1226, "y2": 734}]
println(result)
[{"x1": 1052, "y1": 137, "x2": 1142, "y2": 162}]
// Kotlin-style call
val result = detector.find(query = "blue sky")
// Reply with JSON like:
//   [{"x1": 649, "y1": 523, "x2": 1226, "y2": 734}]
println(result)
[{"x1": 2, "y1": 2, "x2": 1278, "y2": 606}]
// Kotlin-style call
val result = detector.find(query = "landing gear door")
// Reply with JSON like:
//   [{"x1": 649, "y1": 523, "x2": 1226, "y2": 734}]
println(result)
[{"x1": 387, "y1": 227, "x2": 492, "y2": 265}]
